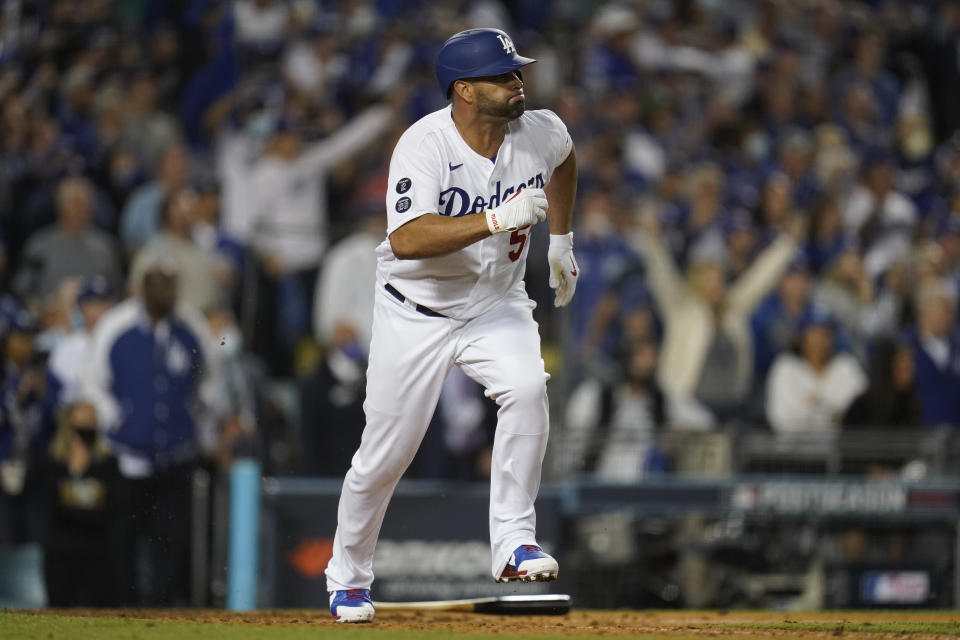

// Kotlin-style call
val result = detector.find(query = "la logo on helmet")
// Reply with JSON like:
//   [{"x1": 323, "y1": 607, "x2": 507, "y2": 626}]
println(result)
[{"x1": 496, "y1": 34, "x2": 516, "y2": 54}]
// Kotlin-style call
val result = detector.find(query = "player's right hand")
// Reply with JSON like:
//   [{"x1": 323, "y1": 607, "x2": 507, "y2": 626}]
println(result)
[{"x1": 485, "y1": 188, "x2": 548, "y2": 234}]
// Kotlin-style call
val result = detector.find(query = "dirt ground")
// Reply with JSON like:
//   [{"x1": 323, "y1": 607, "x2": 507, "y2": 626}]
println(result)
[{"x1": 33, "y1": 608, "x2": 960, "y2": 639}]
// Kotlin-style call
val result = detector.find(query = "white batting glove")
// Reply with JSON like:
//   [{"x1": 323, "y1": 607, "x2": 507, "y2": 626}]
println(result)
[
  {"x1": 485, "y1": 188, "x2": 548, "y2": 234},
  {"x1": 548, "y1": 232, "x2": 579, "y2": 308}
]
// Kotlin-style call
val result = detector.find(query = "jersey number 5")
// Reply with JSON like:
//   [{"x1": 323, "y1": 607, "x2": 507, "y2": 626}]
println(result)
[{"x1": 508, "y1": 226, "x2": 530, "y2": 262}]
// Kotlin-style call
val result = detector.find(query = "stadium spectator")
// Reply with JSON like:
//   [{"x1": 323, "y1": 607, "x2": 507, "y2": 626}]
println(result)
[
  {"x1": 922, "y1": 2, "x2": 960, "y2": 141},
  {"x1": 1, "y1": 307, "x2": 61, "y2": 456},
  {"x1": 751, "y1": 256, "x2": 815, "y2": 386},
  {"x1": 813, "y1": 242, "x2": 900, "y2": 359},
  {"x1": 243, "y1": 102, "x2": 394, "y2": 375},
  {"x1": 120, "y1": 69, "x2": 183, "y2": 170},
  {"x1": 774, "y1": 129, "x2": 819, "y2": 209},
  {"x1": 0, "y1": 305, "x2": 60, "y2": 543},
  {"x1": 833, "y1": 29, "x2": 901, "y2": 129},
  {"x1": 12, "y1": 176, "x2": 123, "y2": 309},
  {"x1": 301, "y1": 204, "x2": 376, "y2": 476},
  {"x1": 937, "y1": 218, "x2": 960, "y2": 298},
  {"x1": 844, "y1": 338, "x2": 924, "y2": 429},
  {"x1": 765, "y1": 309, "x2": 867, "y2": 434},
  {"x1": 128, "y1": 187, "x2": 233, "y2": 312},
  {"x1": 234, "y1": 0, "x2": 291, "y2": 52},
  {"x1": 82, "y1": 257, "x2": 226, "y2": 604},
  {"x1": 563, "y1": 339, "x2": 712, "y2": 481},
  {"x1": 56, "y1": 65, "x2": 99, "y2": 165},
  {"x1": 204, "y1": 307, "x2": 260, "y2": 471},
  {"x1": 754, "y1": 173, "x2": 798, "y2": 243},
  {"x1": 568, "y1": 189, "x2": 641, "y2": 357},
  {"x1": 805, "y1": 196, "x2": 851, "y2": 275},
  {"x1": 583, "y1": 5, "x2": 641, "y2": 96},
  {"x1": 719, "y1": 210, "x2": 760, "y2": 281},
  {"x1": 283, "y1": 23, "x2": 349, "y2": 100},
  {"x1": 844, "y1": 152, "x2": 917, "y2": 279},
  {"x1": 635, "y1": 210, "x2": 800, "y2": 423},
  {"x1": 895, "y1": 111, "x2": 938, "y2": 213},
  {"x1": 120, "y1": 144, "x2": 190, "y2": 255},
  {"x1": 703, "y1": 19, "x2": 756, "y2": 109},
  {"x1": 580, "y1": 266, "x2": 657, "y2": 371},
  {"x1": 48, "y1": 276, "x2": 115, "y2": 403},
  {"x1": 677, "y1": 164, "x2": 728, "y2": 266},
  {"x1": 905, "y1": 282, "x2": 960, "y2": 427},
  {"x1": 36, "y1": 401, "x2": 121, "y2": 607},
  {"x1": 188, "y1": 180, "x2": 246, "y2": 314},
  {"x1": 312, "y1": 210, "x2": 383, "y2": 359},
  {"x1": 811, "y1": 124, "x2": 858, "y2": 201}
]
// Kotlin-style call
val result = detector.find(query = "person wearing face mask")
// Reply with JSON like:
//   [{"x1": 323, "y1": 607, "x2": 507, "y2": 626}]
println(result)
[{"x1": 35, "y1": 401, "x2": 121, "y2": 606}]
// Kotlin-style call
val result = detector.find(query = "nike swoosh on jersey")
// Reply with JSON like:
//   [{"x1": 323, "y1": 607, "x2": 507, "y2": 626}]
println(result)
[{"x1": 448, "y1": 162, "x2": 464, "y2": 171}]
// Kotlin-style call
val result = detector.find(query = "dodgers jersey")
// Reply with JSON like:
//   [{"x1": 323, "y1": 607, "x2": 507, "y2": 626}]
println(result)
[{"x1": 378, "y1": 105, "x2": 572, "y2": 320}]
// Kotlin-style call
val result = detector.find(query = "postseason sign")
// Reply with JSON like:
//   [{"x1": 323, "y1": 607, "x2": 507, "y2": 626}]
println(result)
[
  {"x1": 731, "y1": 481, "x2": 909, "y2": 514},
  {"x1": 258, "y1": 480, "x2": 563, "y2": 607}
]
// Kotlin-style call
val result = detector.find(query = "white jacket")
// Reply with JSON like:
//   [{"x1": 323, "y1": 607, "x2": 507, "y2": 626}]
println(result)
[{"x1": 765, "y1": 352, "x2": 867, "y2": 433}]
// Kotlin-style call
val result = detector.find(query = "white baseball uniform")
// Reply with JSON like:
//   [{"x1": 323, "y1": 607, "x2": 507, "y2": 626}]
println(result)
[{"x1": 324, "y1": 104, "x2": 573, "y2": 591}]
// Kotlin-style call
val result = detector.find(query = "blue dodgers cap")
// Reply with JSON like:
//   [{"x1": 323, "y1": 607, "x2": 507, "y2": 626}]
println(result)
[
  {"x1": 797, "y1": 305, "x2": 836, "y2": 332},
  {"x1": 435, "y1": 28, "x2": 535, "y2": 98},
  {"x1": 77, "y1": 276, "x2": 114, "y2": 304},
  {"x1": 1, "y1": 304, "x2": 38, "y2": 335}
]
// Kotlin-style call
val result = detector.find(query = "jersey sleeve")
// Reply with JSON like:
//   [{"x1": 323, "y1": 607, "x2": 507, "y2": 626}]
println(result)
[
  {"x1": 530, "y1": 109, "x2": 573, "y2": 171},
  {"x1": 386, "y1": 129, "x2": 442, "y2": 235}
]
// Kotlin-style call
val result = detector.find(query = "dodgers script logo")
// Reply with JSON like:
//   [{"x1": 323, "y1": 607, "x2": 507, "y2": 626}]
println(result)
[
  {"x1": 438, "y1": 172, "x2": 544, "y2": 217},
  {"x1": 496, "y1": 34, "x2": 516, "y2": 55}
]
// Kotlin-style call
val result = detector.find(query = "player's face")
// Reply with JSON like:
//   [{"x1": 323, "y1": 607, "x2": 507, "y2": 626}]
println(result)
[{"x1": 471, "y1": 71, "x2": 525, "y2": 119}]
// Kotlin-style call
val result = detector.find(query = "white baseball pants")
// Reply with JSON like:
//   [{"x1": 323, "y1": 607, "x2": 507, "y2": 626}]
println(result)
[{"x1": 325, "y1": 284, "x2": 550, "y2": 591}]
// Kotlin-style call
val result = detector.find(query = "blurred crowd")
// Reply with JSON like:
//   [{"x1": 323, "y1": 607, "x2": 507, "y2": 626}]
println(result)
[
  {"x1": 1, "y1": 0, "x2": 960, "y2": 606},
  {"x1": 551, "y1": 0, "x2": 960, "y2": 480}
]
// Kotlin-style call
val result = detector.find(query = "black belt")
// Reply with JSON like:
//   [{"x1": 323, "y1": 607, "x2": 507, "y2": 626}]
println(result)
[{"x1": 385, "y1": 283, "x2": 446, "y2": 318}]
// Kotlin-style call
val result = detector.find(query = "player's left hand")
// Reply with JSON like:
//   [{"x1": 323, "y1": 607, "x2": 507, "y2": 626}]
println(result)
[{"x1": 548, "y1": 232, "x2": 579, "y2": 308}]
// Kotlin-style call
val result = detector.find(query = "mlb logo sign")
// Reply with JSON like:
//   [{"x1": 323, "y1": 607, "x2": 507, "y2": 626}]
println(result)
[{"x1": 496, "y1": 34, "x2": 516, "y2": 54}]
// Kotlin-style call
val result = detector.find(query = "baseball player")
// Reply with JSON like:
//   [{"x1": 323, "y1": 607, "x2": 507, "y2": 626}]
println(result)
[{"x1": 326, "y1": 28, "x2": 579, "y2": 623}]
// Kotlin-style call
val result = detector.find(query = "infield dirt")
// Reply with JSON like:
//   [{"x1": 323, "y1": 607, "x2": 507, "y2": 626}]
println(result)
[{"x1": 25, "y1": 608, "x2": 960, "y2": 639}]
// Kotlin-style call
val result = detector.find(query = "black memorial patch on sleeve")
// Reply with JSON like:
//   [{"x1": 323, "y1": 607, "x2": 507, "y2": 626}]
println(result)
[
  {"x1": 396, "y1": 177, "x2": 412, "y2": 193},
  {"x1": 395, "y1": 196, "x2": 412, "y2": 213}
]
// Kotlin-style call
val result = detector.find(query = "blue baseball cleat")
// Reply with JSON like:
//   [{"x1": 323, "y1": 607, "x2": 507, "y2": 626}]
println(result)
[
  {"x1": 498, "y1": 544, "x2": 559, "y2": 583},
  {"x1": 329, "y1": 588, "x2": 375, "y2": 623}
]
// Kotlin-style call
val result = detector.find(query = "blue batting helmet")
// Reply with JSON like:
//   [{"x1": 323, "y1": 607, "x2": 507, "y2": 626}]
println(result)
[{"x1": 435, "y1": 28, "x2": 536, "y2": 98}]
